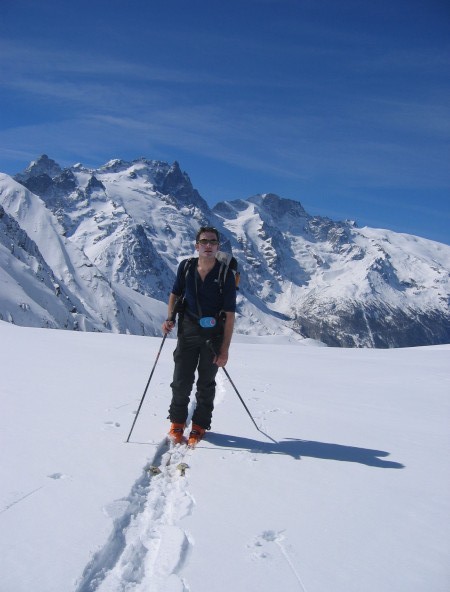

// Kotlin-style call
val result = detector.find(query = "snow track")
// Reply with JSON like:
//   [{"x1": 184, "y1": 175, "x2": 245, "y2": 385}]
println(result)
[{"x1": 75, "y1": 441, "x2": 194, "y2": 592}]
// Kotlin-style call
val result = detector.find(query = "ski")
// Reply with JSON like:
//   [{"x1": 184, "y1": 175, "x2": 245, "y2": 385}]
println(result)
[
  {"x1": 147, "y1": 439, "x2": 192, "y2": 477},
  {"x1": 177, "y1": 462, "x2": 189, "y2": 476}
]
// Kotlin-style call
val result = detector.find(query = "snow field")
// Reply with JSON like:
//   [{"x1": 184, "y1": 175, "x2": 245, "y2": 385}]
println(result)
[{"x1": 0, "y1": 322, "x2": 449, "y2": 591}]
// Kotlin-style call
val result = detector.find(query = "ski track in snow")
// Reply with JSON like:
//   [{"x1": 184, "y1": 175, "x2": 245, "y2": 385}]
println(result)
[
  {"x1": 0, "y1": 486, "x2": 45, "y2": 515},
  {"x1": 248, "y1": 531, "x2": 308, "y2": 592},
  {"x1": 75, "y1": 376, "x2": 228, "y2": 591},
  {"x1": 75, "y1": 372, "x2": 300, "y2": 591},
  {"x1": 75, "y1": 440, "x2": 194, "y2": 592},
  {"x1": 1, "y1": 473, "x2": 70, "y2": 515}
]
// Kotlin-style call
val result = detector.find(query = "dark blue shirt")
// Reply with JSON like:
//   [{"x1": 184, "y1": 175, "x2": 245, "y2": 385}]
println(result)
[{"x1": 172, "y1": 258, "x2": 237, "y2": 318}]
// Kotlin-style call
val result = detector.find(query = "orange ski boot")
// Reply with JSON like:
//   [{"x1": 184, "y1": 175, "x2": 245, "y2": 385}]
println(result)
[
  {"x1": 168, "y1": 423, "x2": 185, "y2": 445},
  {"x1": 188, "y1": 424, "x2": 206, "y2": 448}
]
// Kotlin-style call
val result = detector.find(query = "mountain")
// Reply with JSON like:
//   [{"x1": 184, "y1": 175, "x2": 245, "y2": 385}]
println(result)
[
  {"x1": 213, "y1": 193, "x2": 450, "y2": 347},
  {"x1": 1, "y1": 154, "x2": 449, "y2": 347}
]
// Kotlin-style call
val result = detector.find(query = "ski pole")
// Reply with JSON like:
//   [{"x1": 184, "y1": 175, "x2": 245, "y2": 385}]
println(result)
[
  {"x1": 125, "y1": 334, "x2": 168, "y2": 442},
  {"x1": 126, "y1": 302, "x2": 179, "y2": 443},
  {"x1": 207, "y1": 341, "x2": 278, "y2": 444}
]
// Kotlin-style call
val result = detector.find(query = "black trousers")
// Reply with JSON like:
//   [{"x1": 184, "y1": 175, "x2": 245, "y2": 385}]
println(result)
[{"x1": 168, "y1": 316, "x2": 223, "y2": 430}]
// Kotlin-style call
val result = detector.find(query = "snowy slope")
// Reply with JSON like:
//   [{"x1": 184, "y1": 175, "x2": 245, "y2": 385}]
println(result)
[
  {"x1": 0, "y1": 204, "x2": 77, "y2": 328},
  {"x1": 0, "y1": 173, "x2": 167, "y2": 335},
  {"x1": 214, "y1": 194, "x2": 450, "y2": 346},
  {"x1": 1, "y1": 320, "x2": 449, "y2": 592}
]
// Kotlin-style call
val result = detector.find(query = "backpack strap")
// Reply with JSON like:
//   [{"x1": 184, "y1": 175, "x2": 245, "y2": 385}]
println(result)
[
  {"x1": 178, "y1": 257, "x2": 203, "y2": 320},
  {"x1": 181, "y1": 257, "x2": 195, "y2": 295},
  {"x1": 215, "y1": 251, "x2": 240, "y2": 294}
]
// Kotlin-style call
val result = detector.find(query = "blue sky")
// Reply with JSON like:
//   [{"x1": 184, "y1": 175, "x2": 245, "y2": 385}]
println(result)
[{"x1": 1, "y1": 0, "x2": 449, "y2": 244}]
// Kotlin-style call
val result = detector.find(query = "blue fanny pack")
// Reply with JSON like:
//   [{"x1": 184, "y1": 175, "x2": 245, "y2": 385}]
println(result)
[{"x1": 199, "y1": 316, "x2": 217, "y2": 328}]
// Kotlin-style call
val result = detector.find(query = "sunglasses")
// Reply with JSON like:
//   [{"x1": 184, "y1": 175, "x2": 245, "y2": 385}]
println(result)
[{"x1": 197, "y1": 239, "x2": 219, "y2": 245}]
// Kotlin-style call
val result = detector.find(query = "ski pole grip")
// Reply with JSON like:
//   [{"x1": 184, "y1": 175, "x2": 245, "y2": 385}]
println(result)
[{"x1": 168, "y1": 296, "x2": 184, "y2": 323}]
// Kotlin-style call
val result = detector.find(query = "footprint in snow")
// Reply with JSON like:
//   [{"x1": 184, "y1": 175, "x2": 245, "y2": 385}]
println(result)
[
  {"x1": 103, "y1": 420, "x2": 121, "y2": 429},
  {"x1": 248, "y1": 530, "x2": 308, "y2": 592},
  {"x1": 47, "y1": 473, "x2": 68, "y2": 480},
  {"x1": 248, "y1": 530, "x2": 285, "y2": 560}
]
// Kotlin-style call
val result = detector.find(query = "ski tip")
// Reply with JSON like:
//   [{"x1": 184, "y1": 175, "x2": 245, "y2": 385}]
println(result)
[{"x1": 177, "y1": 462, "x2": 189, "y2": 476}]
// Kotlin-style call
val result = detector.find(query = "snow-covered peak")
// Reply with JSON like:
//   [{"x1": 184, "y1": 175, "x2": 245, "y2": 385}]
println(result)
[
  {"x1": 249, "y1": 192, "x2": 308, "y2": 219},
  {"x1": 3, "y1": 156, "x2": 450, "y2": 347},
  {"x1": 99, "y1": 158, "x2": 131, "y2": 172},
  {"x1": 15, "y1": 154, "x2": 62, "y2": 181}
]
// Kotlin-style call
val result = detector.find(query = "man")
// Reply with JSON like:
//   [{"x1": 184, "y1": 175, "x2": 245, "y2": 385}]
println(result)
[{"x1": 162, "y1": 227, "x2": 237, "y2": 447}]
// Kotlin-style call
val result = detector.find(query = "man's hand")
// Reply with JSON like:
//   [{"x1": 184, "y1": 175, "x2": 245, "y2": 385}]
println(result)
[
  {"x1": 214, "y1": 349, "x2": 229, "y2": 367},
  {"x1": 162, "y1": 320, "x2": 175, "y2": 334}
]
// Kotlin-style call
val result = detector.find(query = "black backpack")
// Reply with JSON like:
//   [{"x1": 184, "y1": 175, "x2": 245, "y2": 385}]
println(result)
[{"x1": 181, "y1": 251, "x2": 240, "y2": 295}]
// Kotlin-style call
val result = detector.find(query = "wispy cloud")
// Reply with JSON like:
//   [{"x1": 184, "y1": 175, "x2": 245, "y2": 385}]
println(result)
[
  {"x1": 1, "y1": 27, "x2": 448, "y2": 195},
  {"x1": 0, "y1": 1, "x2": 447, "y2": 243},
  {"x1": 0, "y1": 39, "x2": 232, "y2": 86}
]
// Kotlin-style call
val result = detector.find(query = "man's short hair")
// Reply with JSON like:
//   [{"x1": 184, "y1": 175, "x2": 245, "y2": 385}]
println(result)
[{"x1": 196, "y1": 226, "x2": 220, "y2": 243}]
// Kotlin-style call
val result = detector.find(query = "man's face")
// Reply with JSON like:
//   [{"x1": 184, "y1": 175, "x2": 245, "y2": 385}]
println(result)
[{"x1": 196, "y1": 232, "x2": 219, "y2": 258}]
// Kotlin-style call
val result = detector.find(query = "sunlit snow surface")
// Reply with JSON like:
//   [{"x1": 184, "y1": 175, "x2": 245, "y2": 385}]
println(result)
[{"x1": 1, "y1": 321, "x2": 449, "y2": 591}]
